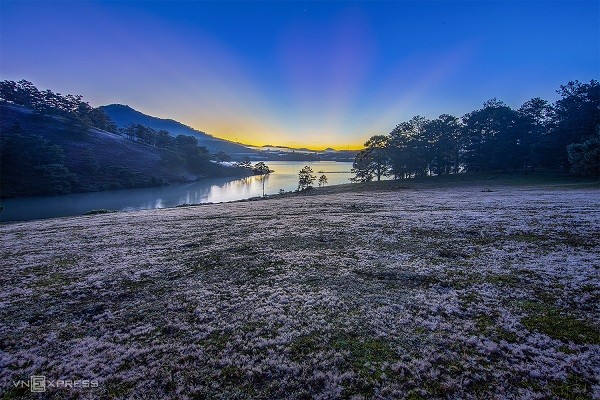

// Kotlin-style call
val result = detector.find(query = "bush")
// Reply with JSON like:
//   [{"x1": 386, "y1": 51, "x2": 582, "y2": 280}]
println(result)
[{"x1": 567, "y1": 136, "x2": 600, "y2": 177}]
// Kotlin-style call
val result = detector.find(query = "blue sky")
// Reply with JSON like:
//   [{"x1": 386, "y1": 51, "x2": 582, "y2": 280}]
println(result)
[{"x1": 1, "y1": 1, "x2": 598, "y2": 148}]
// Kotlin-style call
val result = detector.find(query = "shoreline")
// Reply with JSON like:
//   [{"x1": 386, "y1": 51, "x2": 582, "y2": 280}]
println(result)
[{"x1": 1, "y1": 171, "x2": 597, "y2": 224}]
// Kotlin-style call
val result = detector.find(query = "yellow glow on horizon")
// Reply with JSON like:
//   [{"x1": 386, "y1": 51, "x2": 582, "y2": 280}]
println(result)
[
  {"x1": 187, "y1": 119, "x2": 366, "y2": 151},
  {"x1": 201, "y1": 128, "x2": 364, "y2": 151}
]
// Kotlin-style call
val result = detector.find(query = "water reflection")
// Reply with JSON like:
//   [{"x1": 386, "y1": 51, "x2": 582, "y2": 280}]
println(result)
[{"x1": 0, "y1": 161, "x2": 354, "y2": 222}]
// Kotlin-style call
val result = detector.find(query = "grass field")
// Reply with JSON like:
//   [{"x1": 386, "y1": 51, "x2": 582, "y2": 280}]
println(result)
[{"x1": 1, "y1": 176, "x2": 599, "y2": 399}]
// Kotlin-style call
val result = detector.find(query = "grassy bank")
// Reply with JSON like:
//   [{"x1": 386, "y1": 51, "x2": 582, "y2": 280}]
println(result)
[
  {"x1": 298, "y1": 171, "x2": 599, "y2": 196},
  {"x1": 1, "y1": 184, "x2": 599, "y2": 399}
]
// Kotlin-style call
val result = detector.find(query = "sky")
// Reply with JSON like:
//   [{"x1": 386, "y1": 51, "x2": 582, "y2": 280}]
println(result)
[{"x1": 1, "y1": 1, "x2": 598, "y2": 149}]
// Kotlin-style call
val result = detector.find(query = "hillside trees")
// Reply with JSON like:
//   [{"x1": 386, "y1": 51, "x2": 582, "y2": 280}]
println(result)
[
  {"x1": 215, "y1": 151, "x2": 231, "y2": 162},
  {"x1": 0, "y1": 123, "x2": 76, "y2": 197},
  {"x1": 236, "y1": 157, "x2": 253, "y2": 169},
  {"x1": 0, "y1": 81, "x2": 250, "y2": 197},
  {"x1": 0, "y1": 80, "x2": 116, "y2": 133},
  {"x1": 118, "y1": 124, "x2": 216, "y2": 174}
]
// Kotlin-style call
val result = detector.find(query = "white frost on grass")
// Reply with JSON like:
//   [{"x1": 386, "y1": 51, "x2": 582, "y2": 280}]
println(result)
[{"x1": 0, "y1": 186, "x2": 599, "y2": 399}]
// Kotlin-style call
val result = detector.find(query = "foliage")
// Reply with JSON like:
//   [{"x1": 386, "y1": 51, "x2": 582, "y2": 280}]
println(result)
[
  {"x1": 350, "y1": 133, "x2": 392, "y2": 182},
  {"x1": 351, "y1": 150, "x2": 375, "y2": 182},
  {"x1": 214, "y1": 151, "x2": 231, "y2": 162},
  {"x1": 253, "y1": 162, "x2": 271, "y2": 196},
  {"x1": 352, "y1": 80, "x2": 600, "y2": 181},
  {"x1": 318, "y1": 175, "x2": 328, "y2": 187},
  {"x1": 553, "y1": 80, "x2": 600, "y2": 169},
  {"x1": 0, "y1": 123, "x2": 76, "y2": 197},
  {"x1": 252, "y1": 161, "x2": 271, "y2": 175},
  {"x1": 0, "y1": 79, "x2": 117, "y2": 133},
  {"x1": 298, "y1": 165, "x2": 316, "y2": 190},
  {"x1": 425, "y1": 114, "x2": 461, "y2": 175},
  {"x1": 462, "y1": 99, "x2": 523, "y2": 172},
  {"x1": 235, "y1": 157, "x2": 252, "y2": 169},
  {"x1": 567, "y1": 135, "x2": 600, "y2": 177},
  {"x1": 388, "y1": 116, "x2": 430, "y2": 178},
  {"x1": 0, "y1": 81, "x2": 250, "y2": 198},
  {"x1": 362, "y1": 135, "x2": 390, "y2": 181},
  {"x1": 117, "y1": 124, "x2": 215, "y2": 175}
]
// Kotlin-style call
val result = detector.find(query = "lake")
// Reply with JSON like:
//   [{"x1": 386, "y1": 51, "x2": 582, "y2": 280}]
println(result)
[{"x1": 0, "y1": 161, "x2": 355, "y2": 222}]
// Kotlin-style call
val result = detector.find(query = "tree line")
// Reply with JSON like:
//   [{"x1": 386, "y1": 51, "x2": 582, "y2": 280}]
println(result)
[
  {"x1": 117, "y1": 123, "x2": 218, "y2": 174},
  {"x1": 0, "y1": 80, "x2": 117, "y2": 133},
  {"x1": 0, "y1": 122, "x2": 76, "y2": 196},
  {"x1": 0, "y1": 80, "x2": 212, "y2": 170},
  {"x1": 352, "y1": 80, "x2": 599, "y2": 181},
  {"x1": 0, "y1": 80, "x2": 245, "y2": 171},
  {"x1": 0, "y1": 80, "x2": 249, "y2": 197}
]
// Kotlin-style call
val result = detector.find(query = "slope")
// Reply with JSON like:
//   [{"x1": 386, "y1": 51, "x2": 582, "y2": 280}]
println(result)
[
  {"x1": 0, "y1": 104, "x2": 251, "y2": 198},
  {"x1": 99, "y1": 104, "x2": 256, "y2": 156}
]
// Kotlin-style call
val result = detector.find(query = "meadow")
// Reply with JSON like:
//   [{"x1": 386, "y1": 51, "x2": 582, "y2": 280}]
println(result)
[{"x1": 1, "y1": 177, "x2": 599, "y2": 399}]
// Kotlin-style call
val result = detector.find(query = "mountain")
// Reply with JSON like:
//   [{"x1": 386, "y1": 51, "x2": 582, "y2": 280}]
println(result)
[
  {"x1": 99, "y1": 104, "x2": 358, "y2": 161},
  {"x1": 99, "y1": 104, "x2": 255, "y2": 156}
]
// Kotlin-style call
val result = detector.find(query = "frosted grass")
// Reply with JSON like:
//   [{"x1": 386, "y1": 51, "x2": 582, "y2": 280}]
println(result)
[{"x1": 1, "y1": 186, "x2": 599, "y2": 399}]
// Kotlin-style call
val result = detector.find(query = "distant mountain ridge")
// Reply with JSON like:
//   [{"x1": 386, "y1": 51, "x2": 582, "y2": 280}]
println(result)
[{"x1": 99, "y1": 104, "x2": 254, "y2": 156}]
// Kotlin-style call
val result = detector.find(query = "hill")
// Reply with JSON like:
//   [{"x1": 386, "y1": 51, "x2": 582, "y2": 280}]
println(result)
[
  {"x1": 100, "y1": 105, "x2": 358, "y2": 161},
  {"x1": 0, "y1": 103, "x2": 251, "y2": 198},
  {"x1": 100, "y1": 104, "x2": 256, "y2": 156}
]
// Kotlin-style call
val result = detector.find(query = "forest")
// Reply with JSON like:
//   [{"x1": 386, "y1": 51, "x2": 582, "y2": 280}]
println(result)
[
  {"x1": 1, "y1": 79, "x2": 598, "y2": 199},
  {"x1": 0, "y1": 80, "x2": 250, "y2": 198},
  {"x1": 352, "y1": 80, "x2": 600, "y2": 181}
]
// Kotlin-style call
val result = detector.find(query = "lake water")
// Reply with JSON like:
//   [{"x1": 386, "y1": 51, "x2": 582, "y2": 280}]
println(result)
[{"x1": 0, "y1": 161, "x2": 355, "y2": 222}]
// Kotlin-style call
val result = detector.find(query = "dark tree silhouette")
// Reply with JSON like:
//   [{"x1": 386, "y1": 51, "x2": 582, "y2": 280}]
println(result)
[
  {"x1": 0, "y1": 80, "x2": 116, "y2": 134},
  {"x1": 318, "y1": 175, "x2": 328, "y2": 187},
  {"x1": 298, "y1": 166, "x2": 316, "y2": 190},
  {"x1": 567, "y1": 135, "x2": 600, "y2": 177},
  {"x1": 351, "y1": 135, "x2": 390, "y2": 182},
  {"x1": 0, "y1": 123, "x2": 76, "y2": 197},
  {"x1": 461, "y1": 99, "x2": 523, "y2": 172},
  {"x1": 215, "y1": 151, "x2": 231, "y2": 162},
  {"x1": 552, "y1": 80, "x2": 600, "y2": 170},
  {"x1": 351, "y1": 80, "x2": 599, "y2": 183},
  {"x1": 364, "y1": 135, "x2": 390, "y2": 181},
  {"x1": 253, "y1": 161, "x2": 271, "y2": 196},
  {"x1": 517, "y1": 97, "x2": 554, "y2": 171},
  {"x1": 350, "y1": 150, "x2": 375, "y2": 182},
  {"x1": 425, "y1": 114, "x2": 461, "y2": 175},
  {"x1": 387, "y1": 116, "x2": 430, "y2": 178},
  {"x1": 236, "y1": 156, "x2": 252, "y2": 169}
]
